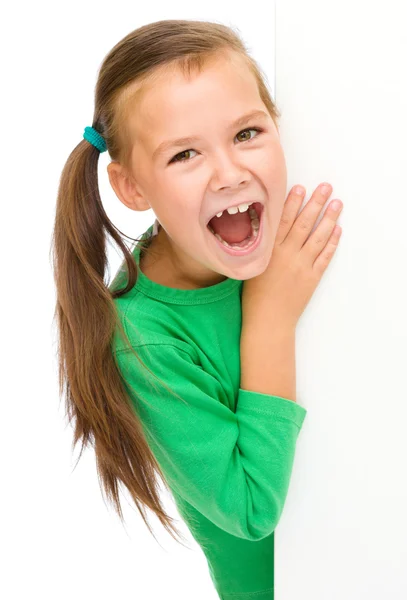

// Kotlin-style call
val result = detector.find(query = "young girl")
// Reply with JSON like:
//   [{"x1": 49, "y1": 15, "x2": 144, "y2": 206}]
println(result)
[{"x1": 52, "y1": 19, "x2": 343, "y2": 600}]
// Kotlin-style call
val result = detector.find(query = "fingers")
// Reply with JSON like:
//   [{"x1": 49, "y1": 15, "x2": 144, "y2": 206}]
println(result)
[
  {"x1": 275, "y1": 183, "x2": 343, "y2": 271},
  {"x1": 301, "y1": 200, "x2": 343, "y2": 269},
  {"x1": 290, "y1": 183, "x2": 334, "y2": 248},
  {"x1": 274, "y1": 185, "x2": 306, "y2": 245},
  {"x1": 313, "y1": 223, "x2": 342, "y2": 275}
]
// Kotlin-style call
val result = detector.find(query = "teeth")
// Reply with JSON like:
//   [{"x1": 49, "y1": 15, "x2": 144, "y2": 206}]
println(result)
[
  {"x1": 214, "y1": 201, "x2": 254, "y2": 218},
  {"x1": 208, "y1": 206, "x2": 261, "y2": 249}
]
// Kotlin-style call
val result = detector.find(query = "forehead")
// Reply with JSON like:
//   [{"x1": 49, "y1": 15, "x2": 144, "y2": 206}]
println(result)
[{"x1": 127, "y1": 53, "x2": 262, "y2": 152}]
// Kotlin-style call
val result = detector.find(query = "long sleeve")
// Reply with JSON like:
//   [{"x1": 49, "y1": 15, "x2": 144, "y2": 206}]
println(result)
[{"x1": 114, "y1": 341, "x2": 307, "y2": 542}]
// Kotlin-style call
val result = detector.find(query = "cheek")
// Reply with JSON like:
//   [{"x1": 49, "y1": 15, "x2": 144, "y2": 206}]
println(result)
[
  {"x1": 257, "y1": 146, "x2": 286, "y2": 181},
  {"x1": 159, "y1": 175, "x2": 202, "y2": 216},
  {"x1": 155, "y1": 195, "x2": 198, "y2": 233},
  {"x1": 256, "y1": 149, "x2": 287, "y2": 221}
]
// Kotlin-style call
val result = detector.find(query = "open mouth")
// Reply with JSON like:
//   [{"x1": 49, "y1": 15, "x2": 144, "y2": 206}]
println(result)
[
  {"x1": 207, "y1": 202, "x2": 264, "y2": 251},
  {"x1": 205, "y1": 202, "x2": 263, "y2": 227}
]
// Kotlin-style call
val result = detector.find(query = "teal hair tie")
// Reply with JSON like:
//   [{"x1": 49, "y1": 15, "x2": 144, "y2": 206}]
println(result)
[{"x1": 83, "y1": 126, "x2": 107, "y2": 153}]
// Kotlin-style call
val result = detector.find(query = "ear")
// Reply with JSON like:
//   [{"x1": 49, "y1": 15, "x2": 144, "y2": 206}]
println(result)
[{"x1": 107, "y1": 161, "x2": 151, "y2": 212}]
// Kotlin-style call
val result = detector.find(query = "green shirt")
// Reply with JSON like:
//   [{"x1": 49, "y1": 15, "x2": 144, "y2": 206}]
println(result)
[{"x1": 110, "y1": 223, "x2": 307, "y2": 600}]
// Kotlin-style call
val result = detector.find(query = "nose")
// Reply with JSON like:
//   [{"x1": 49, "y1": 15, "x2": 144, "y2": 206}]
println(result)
[
  {"x1": 210, "y1": 153, "x2": 251, "y2": 192},
  {"x1": 218, "y1": 178, "x2": 249, "y2": 192}
]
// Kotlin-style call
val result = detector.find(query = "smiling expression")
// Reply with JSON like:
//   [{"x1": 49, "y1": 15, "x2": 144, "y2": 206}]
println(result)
[{"x1": 108, "y1": 51, "x2": 288, "y2": 288}]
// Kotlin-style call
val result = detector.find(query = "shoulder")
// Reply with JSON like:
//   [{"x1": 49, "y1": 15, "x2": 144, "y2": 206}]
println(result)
[{"x1": 112, "y1": 294, "x2": 199, "y2": 363}]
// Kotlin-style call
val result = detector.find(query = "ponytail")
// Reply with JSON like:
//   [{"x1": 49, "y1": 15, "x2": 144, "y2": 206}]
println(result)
[{"x1": 51, "y1": 132, "x2": 189, "y2": 547}]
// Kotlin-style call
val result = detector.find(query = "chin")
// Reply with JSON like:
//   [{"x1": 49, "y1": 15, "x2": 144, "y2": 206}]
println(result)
[{"x1": 221, "y1": 257, "x2": 271, "y2": 281}]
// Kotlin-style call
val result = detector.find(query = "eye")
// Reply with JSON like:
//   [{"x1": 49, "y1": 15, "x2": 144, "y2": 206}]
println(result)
[{"x1": 168, "y1": 127, "x2": 264, "y2": 165}]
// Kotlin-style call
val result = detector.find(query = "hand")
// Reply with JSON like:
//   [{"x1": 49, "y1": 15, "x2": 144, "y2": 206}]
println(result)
[{"x1": 241, "y1": 182, "x2": 343, "y2": 330}]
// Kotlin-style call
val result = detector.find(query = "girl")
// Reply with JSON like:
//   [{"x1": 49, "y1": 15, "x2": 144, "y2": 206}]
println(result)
[{"x1": 52, "y1": 19, "x2": 343, "y2": 600}]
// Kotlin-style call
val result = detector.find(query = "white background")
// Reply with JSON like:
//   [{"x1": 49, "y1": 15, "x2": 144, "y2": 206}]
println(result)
[{"x1": 1, "y1": 1, "x2": 406, "y2": 599}]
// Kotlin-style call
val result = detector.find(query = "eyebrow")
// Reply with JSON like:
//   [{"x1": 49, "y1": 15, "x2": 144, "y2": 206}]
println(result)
[{"x1": 152, "y1": 109, "x2": 269, "y2": 160}]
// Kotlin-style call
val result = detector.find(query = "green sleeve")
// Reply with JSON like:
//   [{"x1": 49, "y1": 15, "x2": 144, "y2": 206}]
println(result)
[{"x1": 114, "y1": 342, "x2": 307, "y2": 541}]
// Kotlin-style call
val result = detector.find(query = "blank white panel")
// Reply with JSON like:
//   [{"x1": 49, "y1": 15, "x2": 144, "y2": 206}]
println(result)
[{"x1": 274, "y1": 1, "x2": 407, "y2": 598}]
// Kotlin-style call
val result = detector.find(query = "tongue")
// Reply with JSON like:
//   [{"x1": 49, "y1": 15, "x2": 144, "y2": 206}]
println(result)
[{"x1": 208, "y1": 210, "x2": 252, "y2": 244}]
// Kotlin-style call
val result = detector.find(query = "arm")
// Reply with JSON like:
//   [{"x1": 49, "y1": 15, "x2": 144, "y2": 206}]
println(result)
[
  {"x1": 114, "y1": 341, "x2": 306, "y2": 542},
  {"x1": 240, "y1": 318, "x2": 297, "y2": 403}
]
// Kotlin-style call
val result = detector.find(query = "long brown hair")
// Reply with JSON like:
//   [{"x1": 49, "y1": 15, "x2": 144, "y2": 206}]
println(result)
[{"x1": 51, "y1": 19, "x2": 281, "y2": 547}]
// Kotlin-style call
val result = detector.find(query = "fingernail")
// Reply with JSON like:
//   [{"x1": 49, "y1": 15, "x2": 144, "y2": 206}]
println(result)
[
  {"x1": 294, "y1": 186, "x2": 305, "y2": 196},
  {"x1": 331, "y1": 200, "x2": 342, "y2": 211},
  {"x1": 321, "y1": 184, "x2": 331, "y2": 196}
]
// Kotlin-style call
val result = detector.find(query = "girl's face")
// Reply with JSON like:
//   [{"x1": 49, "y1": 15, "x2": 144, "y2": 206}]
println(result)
[{"x1": 109, "y1": 52, "x2": 287, "y2": 288}]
